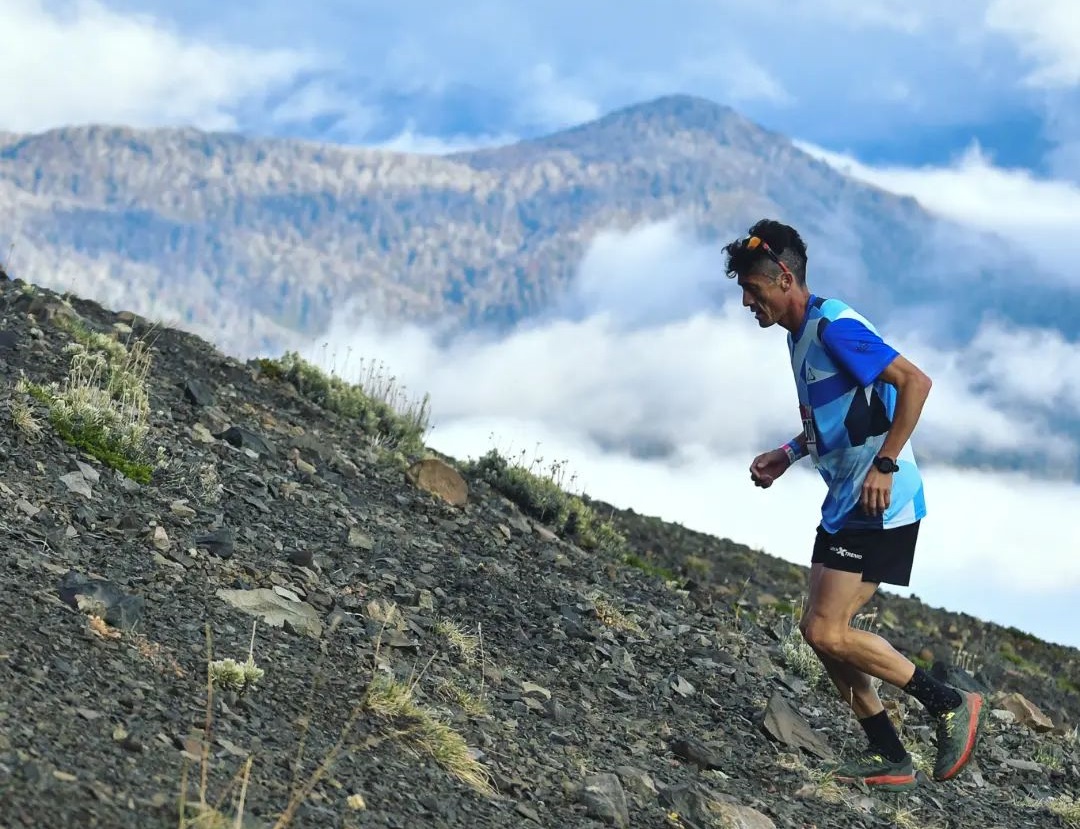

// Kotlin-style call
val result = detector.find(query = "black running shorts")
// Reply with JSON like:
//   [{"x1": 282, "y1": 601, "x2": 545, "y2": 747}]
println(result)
[{"x1": 811, "y1": 520, "x2": 920, "y2": 586}]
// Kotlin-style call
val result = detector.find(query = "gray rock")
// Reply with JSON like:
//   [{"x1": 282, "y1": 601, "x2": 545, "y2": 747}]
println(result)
[
  {"x1": 712, "y1": 800, "x2": 777, "y2": 829},
  {"x1": 670, "y1": 737, "x2": 724, "y2": 770},
  {"x1": 57, "y1": 570, "x2": 143, "y2": 631},
  {"x1": 74, "y1": 461, "x2": 100, "y2": 484},
  {"x1": 194, "y1": 527, "x2": 235, "y2": 558},
  {"x1": 216, "y1": 588, "x2": 323, "y2": 639},
  {"x1": 182, "y1": 378, "x2": 215, "y2": 407},
  {"x1": 581, "y1": 773, "x2": 629, "y2": 828},
  {"x1": 614, "y1": 766, "x2": 657, "y2": 800},
  {"x1": 59, "y1": 472, "x2": 92, "y2": 499},
  {"x1": 215, "y1": 425, "x2": 273, "y2": 456},
  {"x1": 1004, "y1": 758, "x2": 1044, "y2": 773},
  {"x1": 657, "y1": 783, "x2": 718, "y2": 829},
  {"x1": 760, "y1": 691, "x2": 835, "y2": 761}
]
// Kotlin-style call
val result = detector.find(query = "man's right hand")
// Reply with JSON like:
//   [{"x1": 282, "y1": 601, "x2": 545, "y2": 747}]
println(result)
[{"x1": 750, "y1": 449, "x2": 791, "y2": 489}]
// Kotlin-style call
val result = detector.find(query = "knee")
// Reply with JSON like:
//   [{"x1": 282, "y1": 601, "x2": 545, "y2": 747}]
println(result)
[{"x1": 800, "y1": 615, "x2": 848, "y2": 659}]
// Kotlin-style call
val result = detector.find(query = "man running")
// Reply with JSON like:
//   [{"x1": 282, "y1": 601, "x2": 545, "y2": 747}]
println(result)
[{"x1": 722, "y1": 218, "x2": 984, "y2": 790}]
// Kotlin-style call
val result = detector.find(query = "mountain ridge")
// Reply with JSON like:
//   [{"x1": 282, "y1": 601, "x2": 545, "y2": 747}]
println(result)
[{"x1": 0, "y1": 93, "x2": 1040, "y2": 357}]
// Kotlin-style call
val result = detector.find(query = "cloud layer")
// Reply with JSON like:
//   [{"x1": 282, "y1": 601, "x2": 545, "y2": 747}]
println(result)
[
  {"x1": 288, "y1": 216, "x2": 1080, "y2": 648},
  {"x1": 797, "y1": 140, "x2": 1080, "y2": 275},
  {"x1": 0, "y1": 0, "x2": 314, "y2": 133}
]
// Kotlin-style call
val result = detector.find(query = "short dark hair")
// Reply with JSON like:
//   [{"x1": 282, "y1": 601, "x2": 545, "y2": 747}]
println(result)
[{"x1": 722, "y1": 219, "x2": 808, "y2": 285}]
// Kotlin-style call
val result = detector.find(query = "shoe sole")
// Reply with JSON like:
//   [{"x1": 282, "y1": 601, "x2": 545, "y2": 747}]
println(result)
[
  {"x1": 834, "y1": 772, "x2": 917, "y2": 792},
  {"x1": 934, "y1": 692, "x2": 984, "y2": 782}
]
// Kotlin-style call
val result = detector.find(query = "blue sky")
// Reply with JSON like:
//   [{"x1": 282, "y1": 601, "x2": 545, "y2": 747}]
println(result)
[
  {"x1": 6, "y1": 0, "x2": 1080, "y2": 648},
  {"x1": 5, "y1": 0, "x2": 1079, "y2": 176}
]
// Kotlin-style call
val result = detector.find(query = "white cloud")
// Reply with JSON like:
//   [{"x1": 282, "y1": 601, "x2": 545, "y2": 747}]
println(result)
[
  {"x1": 0, "y1": 0, "x2": 315, "y2": 133},
  {"x1": 671, "y1": 52, "x2": 790, "y2": 105},
  {"x1": 268, "y1": 82, "x2": 379, "y2": 139},
  {"x1": 374, "y1": 127, "x2": 521, "y2": 156},
  {"x1": 809, "y1": 0, "x2": 925, "y2": 32},
  {"x1": 428, "y1": 415, "x2": 1080, "y2": 648},
  {"x1": 964, "y1": 324, "x2": 1080, "y2": 410},
  {"x1": 896, "y1": 328, "x2": 1080, "y2": 467},
  {"x1": 558, "y1": 218, "x2": 725, "y2": 328},
  {"x1": 986, "y1": 0, "x2": 1080, "y2": 87},
  {"x1": 299, "y1": 219, "x2": 1080, "y2": 469},
  {"x1": 796, "y1": 139, "x2": 1080, "y2": 276},
  {"x1": 283, "y1": 218, "x2": 1080, "y2": 648},
  {"x1": 517, "y1": 63, "x2": 602, "y2": 128}
]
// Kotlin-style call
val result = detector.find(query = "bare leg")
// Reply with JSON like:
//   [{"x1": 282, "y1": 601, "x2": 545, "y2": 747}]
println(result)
[{"x1": 801, "y1": 563, "x2": 916, "y2": 718}]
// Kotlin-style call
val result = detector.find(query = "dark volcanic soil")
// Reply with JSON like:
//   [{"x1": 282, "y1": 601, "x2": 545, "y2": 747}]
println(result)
[{"x1": 1, "y1": 280, "x2": 1079, "y2": 829}]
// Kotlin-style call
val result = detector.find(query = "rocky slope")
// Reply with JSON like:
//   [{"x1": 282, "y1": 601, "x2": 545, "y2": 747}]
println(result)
[{"x1": 2, "y1": 276, "x2": 1080, "y2": 829}]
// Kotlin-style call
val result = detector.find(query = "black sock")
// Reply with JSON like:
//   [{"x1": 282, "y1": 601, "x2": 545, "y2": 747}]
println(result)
[
  {"x1": 901, "y1": 666, "x2": 963, "y2": 716},
  {"x1": 859, "y1": 710, "x2": 908, "y2": 763}
]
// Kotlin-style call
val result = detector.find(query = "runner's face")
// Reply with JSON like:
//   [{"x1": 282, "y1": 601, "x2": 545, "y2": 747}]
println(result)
[{"x1": 738, "y1": 272, "x2": 786, "y2": 327}]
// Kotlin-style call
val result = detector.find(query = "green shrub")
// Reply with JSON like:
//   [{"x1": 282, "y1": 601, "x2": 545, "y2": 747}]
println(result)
[
  {"x1": 463, "y1": 448, "x2": 626, "y2": 553},
  {"x1": 19, "y1": 333, "x2": 160, "y2": 483},
  {"x1": 257, "y1": 351, "x2": 430, "y2": 456},
  {"x1": 621, "y1": 552, "x2": 677, "y2": 581}
]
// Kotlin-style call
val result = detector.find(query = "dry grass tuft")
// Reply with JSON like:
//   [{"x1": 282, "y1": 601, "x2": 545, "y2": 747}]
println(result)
[
  {"x1": 881, "y1": 805, "x2": 923, "y2": 829},
  {"x1": 255, "y1": 350, "x2": 430, "y2": 456},
  {"x1": 196, "y1": 462, "x2": 222, "y2": 505},
  {"x1": 177, "y1": 625, "x2": 366, "y2": 829},
  {"x1": 777, "y1": 598, "x2": 824, "y2": 688},
  {"x1": 363, "y1": 671, "x2": 495, "y2": 796},
  {"x1": 591, "y1": 594, "x2": 644, "y2": 636},
  {"x1": 8, "y1": 392, "x2": 43, "y2": 442},
  {"x1": 209, "y1": 623, "x2": 265, "y2": 695},
  {"x1": 1044, "y1": 795, "x2": 1080, "y2": 827},
  {"x1": 802, "y1": 767, "x2": 845, "y2": 805},
  {"x1": 434, "y1": 618, "x2": 481, "y2": 665},
  {"x1": 435, "y1": 678, "x2": 489, "y2": 718},
  {"x1": 463, "y1": 445, "x2": 626, "y2": 553}
]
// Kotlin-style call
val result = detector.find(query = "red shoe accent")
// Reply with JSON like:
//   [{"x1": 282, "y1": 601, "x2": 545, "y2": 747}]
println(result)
[{"x1": 863, "y1": 773, "x2": 917, "y2": 786}]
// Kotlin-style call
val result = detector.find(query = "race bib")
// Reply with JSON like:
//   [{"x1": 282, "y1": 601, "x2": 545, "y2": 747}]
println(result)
[{"x1": 800, "y1": 404, "x2": 817, "y2": 455}]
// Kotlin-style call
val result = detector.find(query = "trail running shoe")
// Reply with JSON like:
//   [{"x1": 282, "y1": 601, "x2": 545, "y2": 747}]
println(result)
[
  {"x1": 828, "y1": 750, "x2": 917, "y2": 792},
  {"x1": 933, "y1": 689, "x2": 984, "y2": 781}
]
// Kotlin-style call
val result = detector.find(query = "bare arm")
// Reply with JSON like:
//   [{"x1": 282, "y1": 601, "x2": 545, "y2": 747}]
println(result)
[{"x1": 875, "y1": 354, "x2": 932, "y2": 460}]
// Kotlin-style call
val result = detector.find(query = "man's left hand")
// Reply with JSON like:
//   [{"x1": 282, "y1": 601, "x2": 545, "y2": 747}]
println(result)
[{"x1": 860, "y1": 468, "x2": 893, "y2": 517}]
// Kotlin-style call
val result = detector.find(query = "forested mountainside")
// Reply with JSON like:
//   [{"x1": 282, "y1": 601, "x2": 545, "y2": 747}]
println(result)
[{"x1": 2, "y1": 94, "x2": 1073, "y2": 363}]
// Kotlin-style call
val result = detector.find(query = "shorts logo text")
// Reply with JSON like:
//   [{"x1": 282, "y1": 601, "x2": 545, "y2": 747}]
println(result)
[{"x1": 829, "y1": 546, "x2": 862, "y2": 560}]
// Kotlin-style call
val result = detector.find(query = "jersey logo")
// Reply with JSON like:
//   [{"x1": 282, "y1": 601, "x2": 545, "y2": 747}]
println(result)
[{"x1": 805, "y1": 366, "x2": 819, "y2": 382}]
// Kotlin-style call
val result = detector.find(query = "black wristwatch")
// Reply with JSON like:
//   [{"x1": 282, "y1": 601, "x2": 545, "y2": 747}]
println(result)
[{"x1": 873, "y1": 456, "x2": 900, "y2": 474}]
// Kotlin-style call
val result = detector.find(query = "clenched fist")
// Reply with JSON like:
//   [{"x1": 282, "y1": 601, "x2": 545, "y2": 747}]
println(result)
[{"x1": 749, "y1": 448, "x2": 791, "y2": 489}]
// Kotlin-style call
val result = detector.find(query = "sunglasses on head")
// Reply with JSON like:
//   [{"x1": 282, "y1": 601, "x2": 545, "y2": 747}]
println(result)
[{"x1": 743, "y1": 235, "x2": 792, "y2": 277}]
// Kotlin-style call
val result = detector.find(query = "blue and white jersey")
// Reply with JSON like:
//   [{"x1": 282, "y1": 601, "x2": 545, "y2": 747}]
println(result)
[{"x1": 788, "y1": 295, "x2": 926, "y2": 533}]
